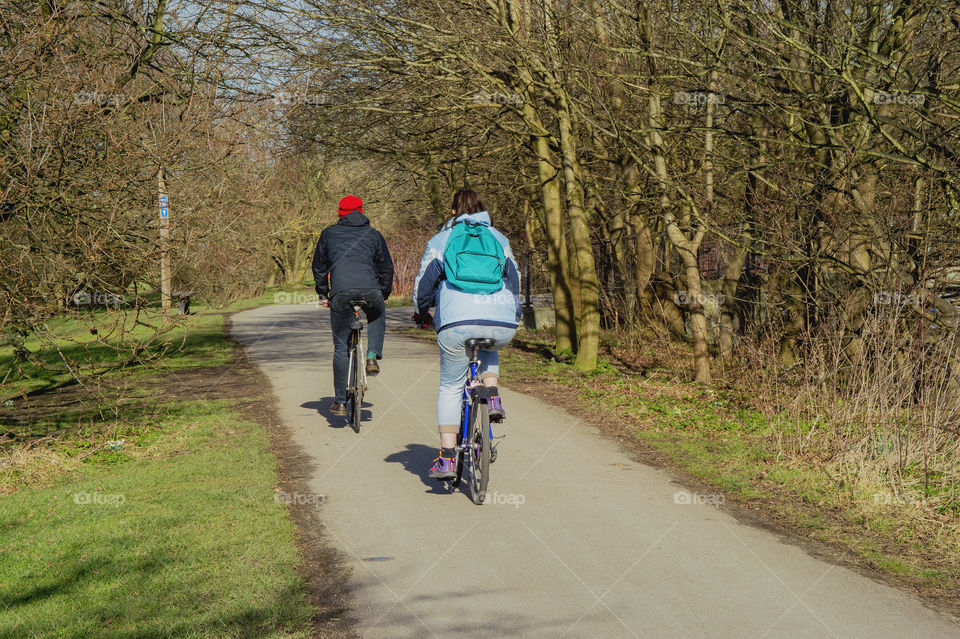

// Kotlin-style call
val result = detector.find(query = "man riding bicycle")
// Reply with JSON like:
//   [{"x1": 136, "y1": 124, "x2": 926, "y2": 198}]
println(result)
[
  {"x1": 412, "y1": 188, "x2": 521, "y2": 478},
  {"x1": 313, "y1": 195, "x2": 395, "y2": 416}
]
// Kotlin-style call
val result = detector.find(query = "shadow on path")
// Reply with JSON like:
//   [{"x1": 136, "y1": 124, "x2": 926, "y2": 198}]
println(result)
[
  {"x1": 384, "y1": 443, "x2": 458, "y2": 495},
  {"x1": 301, "y1": 397, "x2": 373, "y2": 429}
]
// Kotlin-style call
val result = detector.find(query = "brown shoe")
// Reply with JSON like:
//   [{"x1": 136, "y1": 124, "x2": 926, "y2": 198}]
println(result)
[
  {"x1": 329, "y1": 401, "x2": 347, "y2": 416},
  {"x1": 365, "y1": 358, "x2": 380, "y2": 376}
]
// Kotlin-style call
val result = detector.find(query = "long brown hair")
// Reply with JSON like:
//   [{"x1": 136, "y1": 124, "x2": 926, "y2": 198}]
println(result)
[{"x1": 443, "y1": 188, "x2": 487, "y2": 227}]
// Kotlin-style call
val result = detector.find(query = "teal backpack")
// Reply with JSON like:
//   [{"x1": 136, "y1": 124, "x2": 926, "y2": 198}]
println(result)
[{"x1": 443, "y1": 222, "x2": 506, "y2": 294}]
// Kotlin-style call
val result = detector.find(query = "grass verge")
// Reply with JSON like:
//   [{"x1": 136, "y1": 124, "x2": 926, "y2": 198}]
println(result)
[
  {"x1": 1, "y1": 399, "x2": 314, "y2": 638},
  {"x1": 1, "y1": 294, "x2": 355, "y2": 638}
]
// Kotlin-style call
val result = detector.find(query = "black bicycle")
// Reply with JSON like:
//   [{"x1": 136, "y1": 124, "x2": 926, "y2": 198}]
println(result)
[{"x1": 345, "y1": 301, "x2": 368, "y2": 433}]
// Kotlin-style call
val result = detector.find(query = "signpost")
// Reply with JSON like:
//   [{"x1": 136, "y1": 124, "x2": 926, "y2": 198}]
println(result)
[{"x1": 158, "y1": 170, "x2": 171, "y2": 324}]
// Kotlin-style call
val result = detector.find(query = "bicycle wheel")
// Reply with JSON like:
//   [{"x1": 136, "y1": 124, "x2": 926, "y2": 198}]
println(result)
[
  {"x1": 345, "y1": 333, "x2": 358, "y2": 432},
  {"x1": 350, "y1": 336, "x2": 364, "y2": 433},
  {"x1": 467, "y1": 398, "x2": 490, "y2": 504}
]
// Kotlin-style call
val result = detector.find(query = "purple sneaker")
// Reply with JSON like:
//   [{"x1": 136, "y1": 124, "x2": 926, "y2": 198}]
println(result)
[
  {"x1": 428, "y1": 454, "x2": 457, "y2": 480},
  {"x1": 488, "y1": 396, "x2": 505, "y2": 422}
]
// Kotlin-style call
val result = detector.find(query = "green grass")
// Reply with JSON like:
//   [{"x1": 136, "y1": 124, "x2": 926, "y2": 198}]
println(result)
[
  {"x1": 498, "y1": 330, "x2": 827, "y2": 497},
  {"x1": 386, "y1": 296, "x2": 412, "y2": 308},
  {"x1": 1, "y1": 307, "x2": 224, "y2": 400},
  {"x1": 0, "y1": 400, "x2": 313, "y2": 638},
  {"x1": 2, "y1": 285, "x2": 336, "y2": 447},
  {"x1": 0, "y1": 284, "x2": 328, "y2": 401},
  {"x1": 865, "y1": 552, "x2": 912, "y2": 575},
  {"x1": 0, "y1": 289, "x2": 328, "y2": 638}
]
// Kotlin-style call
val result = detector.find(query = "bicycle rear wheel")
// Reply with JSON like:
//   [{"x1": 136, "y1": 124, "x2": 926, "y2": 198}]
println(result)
[
  {"x1": 467, "y1": 399, "x2": 490, "y2": 504},
  {"x1": 350, "y1": 336, "x2": 364, "y2": 433}
]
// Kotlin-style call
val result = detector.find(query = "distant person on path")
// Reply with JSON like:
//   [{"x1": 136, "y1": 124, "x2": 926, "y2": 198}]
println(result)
[
  {"x1": 412, "y1": 188, "x2": 521, "y2": 479},
  {"x1": 313, "y1": 195, "x2": 394, "y2": 416}
]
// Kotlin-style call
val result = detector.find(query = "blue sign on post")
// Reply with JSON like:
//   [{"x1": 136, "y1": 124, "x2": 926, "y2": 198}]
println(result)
[
  {"x1": 160, "y1": 195, "x2": 168, "y2": 205},
  {"x1": 160, "y1": 207, "x2": 168, "y2": 218}
]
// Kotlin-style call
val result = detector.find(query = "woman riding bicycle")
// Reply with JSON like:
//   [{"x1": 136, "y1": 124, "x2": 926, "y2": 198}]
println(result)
[{"x1": 412, "y1": 188, "x2": 521, "y2": 479}]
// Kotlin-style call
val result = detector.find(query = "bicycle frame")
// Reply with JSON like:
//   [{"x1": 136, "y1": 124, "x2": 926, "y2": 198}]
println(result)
[
  {"x1": 458, "y1": 360, "x2": 480, "y2": 442},
  {"x1": 458, "y1": 356, "x2": 494, "y2": 445}
]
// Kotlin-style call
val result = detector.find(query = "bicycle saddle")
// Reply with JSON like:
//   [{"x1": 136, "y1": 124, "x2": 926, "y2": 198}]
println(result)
[{"x1": 464, "y1": 338, "x2": 496, "y2": 351}]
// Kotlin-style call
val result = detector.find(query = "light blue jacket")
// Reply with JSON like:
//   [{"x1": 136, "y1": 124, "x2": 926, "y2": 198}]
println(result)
[{"x1": 412, "y1": 211, "x2": 521, "y2": 332}]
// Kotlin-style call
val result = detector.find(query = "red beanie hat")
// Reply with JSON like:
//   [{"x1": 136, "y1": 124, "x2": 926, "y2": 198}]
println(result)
[{"x1": 338, "y1": 195, "x2": 363, "y2": 216}]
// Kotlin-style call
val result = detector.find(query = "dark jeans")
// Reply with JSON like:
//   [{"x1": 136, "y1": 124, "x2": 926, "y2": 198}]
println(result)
[{"x1": 330, "y1": 288, "x2": 386, "y2": 403}]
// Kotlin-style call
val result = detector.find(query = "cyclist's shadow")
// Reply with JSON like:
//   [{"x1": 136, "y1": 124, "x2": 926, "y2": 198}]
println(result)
[
  {"x1": 384, "y1": 444, "x2": 459, "y2": 495},
  {"x1": 301, "y1": 398, "x2": 373, "y2": 429}
]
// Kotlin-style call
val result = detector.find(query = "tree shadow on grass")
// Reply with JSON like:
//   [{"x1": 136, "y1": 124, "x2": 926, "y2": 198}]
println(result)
[
  {"x1": 0, "y1": 531, "x2": 311, "y2": 634},
  {"x1": 507, "y1": 336, "x2": 569, "y2": 363},
  {"x1": 0, "y1": 325, "x2": 238, "y2": 447},
  {"x1": 1, "y1": 322, "x2": 230, "y2": 399}
]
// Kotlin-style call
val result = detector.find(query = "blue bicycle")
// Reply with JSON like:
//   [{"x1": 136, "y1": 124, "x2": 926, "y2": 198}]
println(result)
[{"x1": 448, "y1": 337, "x2": 499, "y2": 504}]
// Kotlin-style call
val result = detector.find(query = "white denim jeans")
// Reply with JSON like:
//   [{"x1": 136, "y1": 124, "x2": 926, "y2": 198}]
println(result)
[{"x1": 436, "y1": 324, "x2": 516, "y2": 433}]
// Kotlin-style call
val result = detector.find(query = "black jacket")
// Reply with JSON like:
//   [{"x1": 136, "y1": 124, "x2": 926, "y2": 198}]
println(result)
[{"x1": 312, "y1": 211, "x2": 394, "y2": 299}]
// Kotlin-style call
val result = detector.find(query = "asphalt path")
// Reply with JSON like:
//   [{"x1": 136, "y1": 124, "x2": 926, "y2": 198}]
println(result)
[{"x1": 231, "y1": 304, "x2": 960, "y2": 638}]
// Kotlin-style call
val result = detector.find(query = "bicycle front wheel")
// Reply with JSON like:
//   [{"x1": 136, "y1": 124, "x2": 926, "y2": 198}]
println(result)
[{"x1": 467, "y1": 399, "x2": 490, "y2": 505}]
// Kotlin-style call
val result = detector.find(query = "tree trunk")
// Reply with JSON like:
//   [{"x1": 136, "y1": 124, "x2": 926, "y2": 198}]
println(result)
[
  {"x1": 524, "y1": 103, "x2": 576, "y2": 351},
  {"x1": 426, "y1": 153, "x2": 446, "y2": 226},
  {"x1": 621, "y1": 158, "x2": 656, "y2": 318},
  {"x1": 544, "y1": 167, "x2": 577, "y2": 352},
  {"x1": 718, "y1": 225, "x2": 750, "y2": 360},
  {"x1": 642, "y1": 5, "x2": 711, "y2": 382},
  {"x1": 719, "y1": 115, "x2": 765, "y2": 360},
  {"x1": 556, "y1": 93, "x2": 600, "y2": 370},
  {"x1": 547, "y1": 4, "x2": 601, "y2": 370}
]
